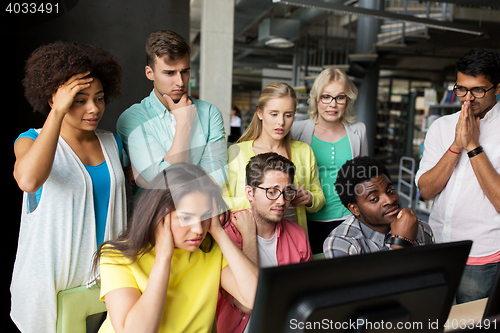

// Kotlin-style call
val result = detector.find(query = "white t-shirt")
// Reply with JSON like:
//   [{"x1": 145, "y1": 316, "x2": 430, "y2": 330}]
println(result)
[
  {"x1": 244, "y1": 226, "x2": 278, "y2": 333},
  {"x1": 257, "y1": 227, "x2": 278, "y2": 268}
]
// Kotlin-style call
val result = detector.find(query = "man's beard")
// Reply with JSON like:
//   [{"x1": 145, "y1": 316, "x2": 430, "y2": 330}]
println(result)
[{"x1": 252, "y1": 205, "x2": 285, "y2": 226}]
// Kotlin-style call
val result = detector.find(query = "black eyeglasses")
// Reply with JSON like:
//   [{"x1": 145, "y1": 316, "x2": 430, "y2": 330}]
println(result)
[
  {"x1": 453, "y1": 84, "x2": 495, "y2": 98},
  {"x1": 255, "y1": 186, "x2": 297, "y2": 201},
  {"x1": 319, "y1": 94, "x2": 347, "y2": 105}
]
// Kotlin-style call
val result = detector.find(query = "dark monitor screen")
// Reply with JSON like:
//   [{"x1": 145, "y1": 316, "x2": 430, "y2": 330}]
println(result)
[{"x1": 248, "y1": 241, "x2": 472, "y2": 333}]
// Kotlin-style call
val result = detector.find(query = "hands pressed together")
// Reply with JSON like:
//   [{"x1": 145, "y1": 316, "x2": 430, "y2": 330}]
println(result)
[{"x1": 452, "y1": 101, "x2": 481, "y2": 153}]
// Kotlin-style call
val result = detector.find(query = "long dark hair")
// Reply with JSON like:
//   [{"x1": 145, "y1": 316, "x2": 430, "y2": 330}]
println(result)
[{"x1": 92, "y1": 163, "x2": 229, "y2": 278}]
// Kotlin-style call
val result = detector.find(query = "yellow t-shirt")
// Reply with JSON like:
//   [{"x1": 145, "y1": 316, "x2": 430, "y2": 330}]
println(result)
[{"x1": 98, "y1": 243, "x2": 228, "y2": 333}]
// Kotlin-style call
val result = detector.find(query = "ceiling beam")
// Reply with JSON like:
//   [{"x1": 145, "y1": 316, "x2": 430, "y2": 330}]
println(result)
[
  {"x1": 432, "y1": 0, "x2": 500, "y2": 8},
  {"x1": 274, "y1": 0, "x2": 486, "y2": 35}
]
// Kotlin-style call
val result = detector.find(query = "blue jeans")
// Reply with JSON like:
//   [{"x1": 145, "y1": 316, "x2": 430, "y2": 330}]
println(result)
[{"x1": 455, "y1": 263, "x2": 498, "y2": 304}]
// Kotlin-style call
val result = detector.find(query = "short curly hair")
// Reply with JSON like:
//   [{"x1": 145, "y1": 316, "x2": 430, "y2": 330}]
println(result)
[
  {"x1": 335, "y1": 156, "x2": 391, "y2": 208},
  {"x1": 22, "y1": 41, "x2": 122, "y2": 115}
]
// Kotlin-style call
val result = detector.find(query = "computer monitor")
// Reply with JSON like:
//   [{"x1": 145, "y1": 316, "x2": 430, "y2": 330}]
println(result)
[{"x1": 248, "y1": 241, "x2": 472, "y2": 333}]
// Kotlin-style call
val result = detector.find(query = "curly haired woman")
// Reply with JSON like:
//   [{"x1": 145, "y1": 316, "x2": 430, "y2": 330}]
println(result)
[{"x1": 11, "y1": 41, "x2": 127, "y2": 333}]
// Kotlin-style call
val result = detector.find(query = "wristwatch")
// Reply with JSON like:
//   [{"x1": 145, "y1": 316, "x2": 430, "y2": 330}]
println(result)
[{"x1": 389, "y1": 235, "x2": 414, "y2": 248}]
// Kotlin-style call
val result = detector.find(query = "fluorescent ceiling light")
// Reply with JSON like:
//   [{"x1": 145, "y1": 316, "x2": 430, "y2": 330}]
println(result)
[{"x1": 265, "y1": 37, "x2": 295, "y2": 48}]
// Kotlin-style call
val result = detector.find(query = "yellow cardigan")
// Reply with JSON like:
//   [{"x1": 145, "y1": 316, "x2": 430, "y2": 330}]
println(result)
[{"x1": 222, "y1": 140, "x2": 325, "y2": 235}]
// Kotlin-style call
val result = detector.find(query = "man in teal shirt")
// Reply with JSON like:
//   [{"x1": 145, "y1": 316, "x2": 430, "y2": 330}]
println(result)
[{"x1": 117, "y1": 30, "x2": 227, "y2": 189}]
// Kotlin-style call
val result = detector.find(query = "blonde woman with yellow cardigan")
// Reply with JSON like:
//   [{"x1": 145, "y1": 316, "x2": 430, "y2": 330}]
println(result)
[{"x1": 223, "y1": 82, "x2": 325, "y2": 235}]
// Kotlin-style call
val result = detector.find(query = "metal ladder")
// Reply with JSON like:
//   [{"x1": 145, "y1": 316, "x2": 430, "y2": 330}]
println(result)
[{"x1": 397, "y1": 156, "x2": 415, "y2": 209}]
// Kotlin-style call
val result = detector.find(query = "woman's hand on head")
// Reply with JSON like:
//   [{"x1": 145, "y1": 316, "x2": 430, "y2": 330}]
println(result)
[
  {"x1": 49, "y1": 72, "x2": 93, "y2": 116},
  {"x1": 155, "y1": 213, "x2": 175, "y2": 261},
  {"x1": 208, "y1": 199, "x2": 224, "y2": 236}
]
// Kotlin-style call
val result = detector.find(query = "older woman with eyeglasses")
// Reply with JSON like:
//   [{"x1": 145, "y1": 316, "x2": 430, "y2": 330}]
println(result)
[{"x1": 292, "y1": 68, "x2": 368, "y2": 254}]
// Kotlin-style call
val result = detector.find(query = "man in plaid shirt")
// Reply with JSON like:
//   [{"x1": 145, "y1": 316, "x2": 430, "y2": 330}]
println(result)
[{"x1": 323, "y1": 156, "x2": 434, "y2": 258}]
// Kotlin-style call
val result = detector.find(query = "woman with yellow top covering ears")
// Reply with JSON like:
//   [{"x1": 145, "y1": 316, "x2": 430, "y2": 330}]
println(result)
[
  {"x1": 223, "y1": 82, "x2": 325, "y2": 235},
  {"x1": 93, "y1": 163, "x2": 258, "y2": 333}
]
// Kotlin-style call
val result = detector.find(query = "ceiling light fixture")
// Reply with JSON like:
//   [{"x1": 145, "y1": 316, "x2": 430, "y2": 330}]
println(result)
[
  {"x1": 265, "y1": 37, "x2": 295, "y2": 48},
  {"x1": 259, "y1": 17, "x2": 300, "y2": 48}
]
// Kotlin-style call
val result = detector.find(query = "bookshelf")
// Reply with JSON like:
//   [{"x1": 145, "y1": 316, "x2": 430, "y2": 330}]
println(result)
[{"x1": 294, "y1": 87, "x2": 310, "y2": 121}]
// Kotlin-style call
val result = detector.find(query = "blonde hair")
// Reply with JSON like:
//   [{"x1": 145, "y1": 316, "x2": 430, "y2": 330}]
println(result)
[
  {"x1": 308, "y1": 68, "x2": 358, "y2": 125},
  {"x1": 238, "y1": 82, "x2": 297, "y2": 158}
]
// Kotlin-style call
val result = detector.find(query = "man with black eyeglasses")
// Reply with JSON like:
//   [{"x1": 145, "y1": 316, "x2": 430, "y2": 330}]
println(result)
[
  {"x1": 217, "y1": 152, "x2": 312, "y2": 333},
  {"x1": 416, "y1": 48, "x2": 500, "y2": 304}
]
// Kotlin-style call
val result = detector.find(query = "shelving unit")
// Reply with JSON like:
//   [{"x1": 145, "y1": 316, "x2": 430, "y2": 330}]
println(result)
[
  {"x1": 428, "y1": 103, "x2": 460, "y2": 116},
  {"x1": 295, "y1": 87, "x2": 310, "y2": 121},
  {"x1": 376, "y1": 79, "x2": 413, "y2": 164}
]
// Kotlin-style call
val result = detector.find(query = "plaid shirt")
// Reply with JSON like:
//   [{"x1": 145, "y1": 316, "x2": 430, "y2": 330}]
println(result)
[{"x1": 323, "y1": 214, "x2": 434, "y2": 258}]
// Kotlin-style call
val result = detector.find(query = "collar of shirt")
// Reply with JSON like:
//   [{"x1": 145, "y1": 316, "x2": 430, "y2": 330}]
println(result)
[
  {"x1": 358, "y1": 219, "x2": 391, "y2": 249},
  {"x1": 276, "y1": 219, "x2": 284, "y2": 238},
  {"x1": 481, "y1": 102, "x2": 500, "y2": 123},
  {"x1": 148, "y1": 89, "x2": 169, "y2": 119},
  {"x1": 257, "y1": 225, "x2": 278, "y2": 243}
]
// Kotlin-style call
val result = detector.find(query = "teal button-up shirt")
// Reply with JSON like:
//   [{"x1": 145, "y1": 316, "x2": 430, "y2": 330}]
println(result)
[{"x1": 117, "y1": 90, "x2": 228, "y2": 187}]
